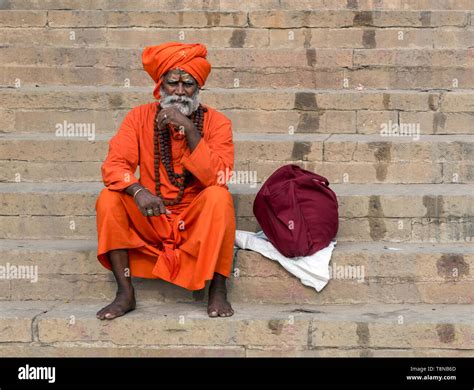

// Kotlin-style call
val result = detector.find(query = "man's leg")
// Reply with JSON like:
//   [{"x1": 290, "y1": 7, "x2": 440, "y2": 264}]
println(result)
[
  {"x1": 195, "y1": 186, "x2": 235, "y2": 318},
  {"x1": 164, "y1": 186, "x2": 235, "y2": 317},
  {"x1": 96, "y1": 249, "x2": 136, "y2": 320},
  {"x1": 208, "y1": 272, "x2": 234, "y2": 318}
]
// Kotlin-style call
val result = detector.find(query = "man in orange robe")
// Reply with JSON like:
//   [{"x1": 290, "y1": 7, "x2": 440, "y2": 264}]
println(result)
[{"x1": 95, "y1": 42, "x2": 236, "y2": 320}]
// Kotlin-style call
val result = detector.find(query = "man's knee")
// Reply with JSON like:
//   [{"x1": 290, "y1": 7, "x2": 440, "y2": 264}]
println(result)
[
  {"x1": 200, "y1": 185, "x2": 233, "y2": 205},
  {"x1": 96, "y1": 188, "x2": 125, "y2": 215}
]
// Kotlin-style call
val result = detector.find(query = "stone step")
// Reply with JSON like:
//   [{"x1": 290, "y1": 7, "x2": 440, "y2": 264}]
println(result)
[
  {"x1": 249, "y1": 9, "x2": 469, "y2": 28},
  {"x1": 0, "y1": 300, "x2": 471, "y2": 357},
  {"x1": 4, "y1": 212, "x2": 471, "y2": 242},
  {"x1": 0, "y1": 133, "x2": 472, "y2": 184},
  {"x1": 3, "y1": 65, "x2": 474, "y2": 91},
  {"x1": 2, "y1": 46, "x2": 473, "y2": 69},
  {"x1": 2, "y1": 47, "x2": 473, "y2": 90},
  {"x1": 1, "y1": 27, "x2": 472, "y2": 49},
  {"x1": 4, "y1": 159, "x2": 471, "y2": 184},
  {"x1": 1, "y1": 87, "x2": 473, "y2": 135},
  {"x1": 3, "y1": 0, "x2": 474, "y2": 11},
  {"x1": 0, "y1": 9, "x2": 470, "y2": 28},
  {"x1": 0, "y1": 239, "x2": 472, "y2": 304},
  {"x1": 1, "y1": 106, "x2": 472, "y2": 136},
  {"x1": 0, "y1": 183, "x2": 472, "y2": 242}
]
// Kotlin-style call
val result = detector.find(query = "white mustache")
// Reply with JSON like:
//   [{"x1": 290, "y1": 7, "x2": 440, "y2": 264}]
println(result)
[
  {"x1": 164, "y1": 96, "x2": 192, "y2": 104},
  {"x1": 159, "y1": 87, "x2": 200, "y2": 116}
]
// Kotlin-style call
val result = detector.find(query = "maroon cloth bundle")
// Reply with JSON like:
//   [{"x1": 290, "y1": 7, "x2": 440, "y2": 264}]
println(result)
[{"x1": 253, "y1": 164, "x2": 339, "y2": 258}]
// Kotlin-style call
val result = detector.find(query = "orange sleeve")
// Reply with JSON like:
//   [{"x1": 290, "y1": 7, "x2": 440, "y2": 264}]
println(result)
[
  {"x1": 181, "y1": 116, "x2": 234, "y2": 187},
  {"x1": 101, "y1": 108, "x2": 141, "y2": 191}
]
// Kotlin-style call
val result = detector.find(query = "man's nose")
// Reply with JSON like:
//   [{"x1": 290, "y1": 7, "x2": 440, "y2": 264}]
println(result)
[{"x1": 175, "y1": 83, "x2": 185, "y2": 96}]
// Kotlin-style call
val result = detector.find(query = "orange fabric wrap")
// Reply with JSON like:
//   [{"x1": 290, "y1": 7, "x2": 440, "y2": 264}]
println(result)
[{"x1": 142, "y1": 42, "x2": 211, "y2": 100}]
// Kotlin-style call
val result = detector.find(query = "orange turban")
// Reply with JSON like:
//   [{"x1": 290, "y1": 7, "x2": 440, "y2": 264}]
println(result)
[{"x1": 142, "y1": 42, "x2": 211, "y2": 100}]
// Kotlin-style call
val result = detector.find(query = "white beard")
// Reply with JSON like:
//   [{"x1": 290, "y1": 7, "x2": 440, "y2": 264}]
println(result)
[{"x1": 159, "y1": 86, "x2": 200, "y2": 116}]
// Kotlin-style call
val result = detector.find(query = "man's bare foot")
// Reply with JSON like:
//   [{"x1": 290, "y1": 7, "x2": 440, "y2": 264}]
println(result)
[
  {"x1": 207, "y1": 274, "x2": 234, "y2": 318},
  {"x1": 96, "y1": 288, "x2": 136, "y2": 320}
]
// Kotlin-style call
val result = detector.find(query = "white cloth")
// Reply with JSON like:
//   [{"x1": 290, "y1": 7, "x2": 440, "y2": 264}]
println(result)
[{"x1": 234, "y1": 230, "x2": 336, "y2": 292}]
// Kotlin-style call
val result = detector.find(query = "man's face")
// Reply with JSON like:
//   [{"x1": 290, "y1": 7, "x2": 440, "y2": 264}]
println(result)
[{"x1": 159, "y1": 69, "x2": 200, "y2": 116}]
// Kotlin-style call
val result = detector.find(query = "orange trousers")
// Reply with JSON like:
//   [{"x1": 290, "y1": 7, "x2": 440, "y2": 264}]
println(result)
[{"x1": 95, "y1": 185, "x2": 236, "y2": 291}]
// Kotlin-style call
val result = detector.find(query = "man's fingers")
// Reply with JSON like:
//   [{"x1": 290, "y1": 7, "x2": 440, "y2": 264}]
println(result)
[
  {"x1": 156, "y1": 115, "x2": 165, "y2": 129},
  {"x1": 135, "y1": 193, "x2": 171, "y2": 217},
  {"x1": 157, "y1": 202, "x2": 172, "y2": 216},
  {"x1": 157, "y1": 108, "x2": 180, "y2": 129},
  {"x1": 156, "y1": 111, "x2": 167, "y2": 129},
  {"x1": 137, "y1": 201, "x2": 153, "y2": 217},
  {"x1": 158, "y1": 117, "x2": 171, "y2": 130},
  {"x1": 146, "y1": 198, "x2": 168, "y2": 216},
  {"x1": 158, "y1": 201, "x2": 167, "y2": 215},
  {"x1": 139, "y1": 206, "x2": 148, "y2": 217},
  {"x1": 153, "y1": 203, "x2": 166, "y2": 216}
]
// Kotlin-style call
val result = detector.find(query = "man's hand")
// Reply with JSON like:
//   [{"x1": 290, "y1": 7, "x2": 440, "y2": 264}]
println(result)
[
  {"x1": 125, "y1": 184, "x2": 171, "y2": 217},
  {"x1": 156, "y1": 106, "x2": 202, "y2": 152},
  {"x1": 134, "y1": 189, "x2": 172, "y2": 217},
  {"x1": 156, "y1": 106, "x2": 195, "y2": 135}
]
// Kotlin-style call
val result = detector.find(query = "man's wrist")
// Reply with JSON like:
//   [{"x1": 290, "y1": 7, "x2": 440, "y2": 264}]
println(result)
[
  {"x1": 185, "y1": 124, "x2": 202, "y2": 152},
  {"x1": 125, "y1": 183, "x2": 144, "y2": 197}
]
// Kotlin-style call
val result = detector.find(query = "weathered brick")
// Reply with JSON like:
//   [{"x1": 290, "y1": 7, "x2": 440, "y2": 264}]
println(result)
[
  {"x1": 356, "y1": 110, "x2": 399, "y2": 133},
  {"x1": 0, "y1": 302, "x2": 52, "y2": 342},
  {"x1": 354, "y1": 49, "x2": 474, "y2": 67},
  {"x1": 0, "y1": 10, "x2": 46, "y2": 27},
  {"x1": 250, "y1": 10, "x2": 468, "y2": 28},
  {"x1": 399, "y1": 111, "x2": 474, "y2": 135},
  {"x1": 269, "y1": 28, "x2": 364, "y2": 49},
  {"x1": 250, "y1": 10, "x2": 355, "y2": 28},
  {"x1": 441, "y1": 92, "x2": 474, "y2": 112},
  {"x1": 0, "y1": 27, "x2": 269, "y2": 48},
  {"x1": 0, "y1": 28, "x2": 107, "y2": 47},
  {"x1": 104, "y1": 28, "x2": 269, "y2": 49},
  {"x1": 47, "y1": 10, "x2": 247, "y2": 28},
  {"x1": 0, "y1": 342, "x2": 246, "y2": 357},
  {"x1": 309, "y1": 161, "x2": 443, "y2": 184},
  {"x1": 0, "y1": 110, "x2": 14, "y2": 132}
]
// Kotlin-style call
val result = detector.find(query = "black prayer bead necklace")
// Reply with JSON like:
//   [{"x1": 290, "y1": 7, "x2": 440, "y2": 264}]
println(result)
[{"x1": 153, "y1": 103, "x2": 207, "y2": 205}]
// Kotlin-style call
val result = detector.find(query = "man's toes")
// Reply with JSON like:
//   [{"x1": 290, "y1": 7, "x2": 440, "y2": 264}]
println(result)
[
  {"x1": 223, "y1": 305, "x2": 234, "y2": 317},
  {"x1": 221, "y1": 310, "x2": 234, "y2": 317},
  {"x1": 96, "y1": 307, "x2": 109, "y2": 320},
  {"x1": 104, "y1": 312, "x2": 117, "y2": 320},
  {"x1": 104, "y1": 307, "x2": 125, "y2": 320},
  {"x1": 97, "y1": 305, "x2": 120, "y2": 321}
]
